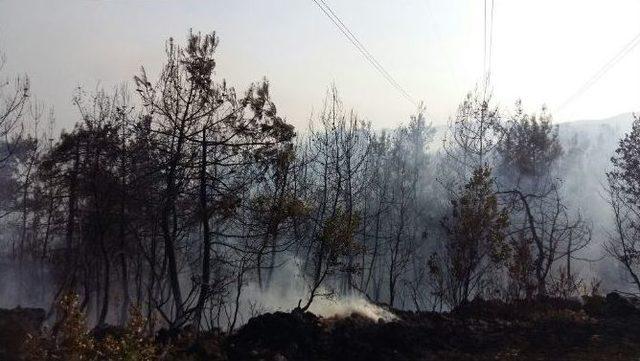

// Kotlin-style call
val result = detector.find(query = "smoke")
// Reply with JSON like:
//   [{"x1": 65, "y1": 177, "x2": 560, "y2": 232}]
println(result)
[
  {"x1": 231, "y1": 258, "x2": 396, "y2": 327},
  {"x1": 308, "y1": 296, "x2": 397, "y2": 321},
  {"x1": 556, "y1": 114, "x2": 634, "y2": 291},
  {"x1": 0, "y1": 259, "x2": 54, "y2": 309}
]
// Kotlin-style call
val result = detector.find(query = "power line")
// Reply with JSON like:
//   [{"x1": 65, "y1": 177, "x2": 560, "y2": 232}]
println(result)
[
  {"x1": 312, "y1": 0, "x2": 417, "y2": 106},
  {"x1": 483, "y1": 0, "x2": 495, "y2": 93},
  {"x1": 310, "y1": 0, "x2": 418, "y2": 107},
  {"x1": 557, "y1": 30, "x2": 640, "y2": 113},
  {"x1": 483, "y1": 0, "x2": 487, "y2": 77},
  {"x1": 488, "y1": 0, "x2": 495, "y2": 84},
  {"x1": 317, "y1": 0, "x2": 410, "y2": 101}
]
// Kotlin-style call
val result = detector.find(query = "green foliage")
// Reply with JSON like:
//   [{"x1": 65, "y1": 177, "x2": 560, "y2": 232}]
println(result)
[
  {"x1": 498, "y1": 101, "x2": 562, "y2": 177},
  {"x1": 55, "y1": 294, "x2": 96, "y2": 361},
  {"x1": 318, "y1": 209, "x2": 363, "y2": 273},
  {"x1": 25, "y1": 294, "x2": 157, "y2": 361},
  {"x1": 505, "y1": 231, "x2": 536, "y2": 299},
  {"x1": 251, "y1": 194, "x2": 309, "y2": 227},
  {"x1": 95, "y1": 308, "x2": 157, "y2": 361},
  {"x1": 430, "y1": 166, "x2": 510, "y2": 306},
  {"x1": 609, "y1": 115, "x2": 640, "y2": 207}
]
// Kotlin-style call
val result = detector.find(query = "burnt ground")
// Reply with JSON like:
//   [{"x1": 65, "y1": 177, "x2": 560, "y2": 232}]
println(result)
[
  {"x1": 5, "y1": 293, "x2": 640, "y2": 360},
  {"x1": 0, "y1": 307, "x2": 46, "y2": 361},
  {"x1": 224, "y1": 293, "x2": 640, "y2": 361}
]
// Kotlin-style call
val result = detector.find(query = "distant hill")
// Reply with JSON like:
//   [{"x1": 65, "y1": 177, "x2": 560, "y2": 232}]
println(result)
[
  {"x1": 559, "y1": 112, "x2": 634, "y2": 142},
  {"x1": 561, "y1": 112, "x2": 634, "y2": 127}
]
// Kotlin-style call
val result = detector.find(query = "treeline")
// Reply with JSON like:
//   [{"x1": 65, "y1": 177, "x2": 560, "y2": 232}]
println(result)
[{"x1": 1, "y1": 30, "x2": 639, "y2": 330}]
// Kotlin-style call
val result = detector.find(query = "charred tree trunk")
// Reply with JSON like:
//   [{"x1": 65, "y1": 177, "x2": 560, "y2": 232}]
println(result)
[
  {"x1": 161, "y1": 124, "x2": 187, "y2": 325},
  {"x1": 195, "y1": 129, "x2": 211, "y2": 329},
  {"x1": 64, "y1": 144, "x2": 80, "y2": 291}
]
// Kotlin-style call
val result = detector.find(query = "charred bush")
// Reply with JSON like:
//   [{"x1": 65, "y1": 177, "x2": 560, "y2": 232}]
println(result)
[
  {"x1": 0, "y1": 307, "x2": 45, "y2": 361},
  {"x1": 452, "y1": 296, "x2": 582, "y2": 321},
  {"x1": 227, "y1": 309, "x2": 324, "y2": 361}
]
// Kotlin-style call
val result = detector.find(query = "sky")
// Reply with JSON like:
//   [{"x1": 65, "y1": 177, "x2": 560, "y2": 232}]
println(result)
[{"x1": 0, "y1": 0, "x2": 639, "y2": 132}]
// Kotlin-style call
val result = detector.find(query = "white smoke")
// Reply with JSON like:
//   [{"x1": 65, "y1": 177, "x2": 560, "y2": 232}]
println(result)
[
  {"x1": 0, "y1": 259, "x2": 54, "y2": 309},
  {"x1": 557, "y1": 114, "x2": 635, "y2": 291},
  {"x1": 308, "y1": 295, "x2": 397, "y2": 321}
]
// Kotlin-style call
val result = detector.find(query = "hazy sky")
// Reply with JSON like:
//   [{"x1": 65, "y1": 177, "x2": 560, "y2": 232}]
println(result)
[{"x1": 1, "y1": 0, "x2": 639, "y2": 131}]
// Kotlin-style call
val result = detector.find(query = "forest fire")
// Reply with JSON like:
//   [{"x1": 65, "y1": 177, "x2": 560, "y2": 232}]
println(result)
[{"x1": 3, "y1": 0, "x2": 640, "y2": 359}]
